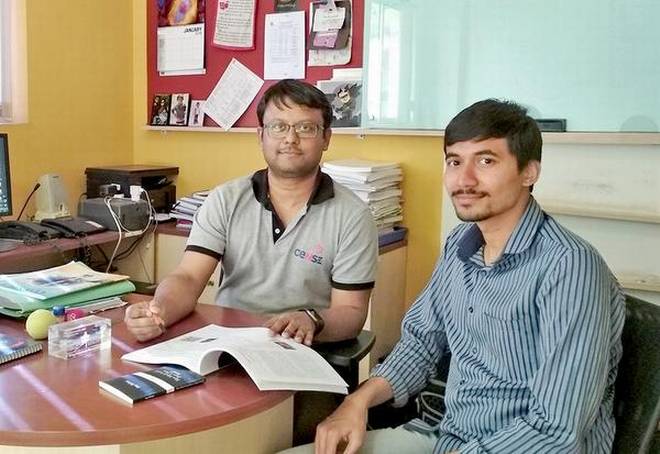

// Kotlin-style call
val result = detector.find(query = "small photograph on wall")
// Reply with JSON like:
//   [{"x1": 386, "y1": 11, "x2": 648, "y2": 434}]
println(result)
[
  {"x1": 317, "y1": 80, "x2": 362, "y2": 127},
  {"x1": 158, "y1": 0, "x2": 206, "y2": 26},
  {"x1": 169, "y1": 93, "x2": 190, "y2": 126},
  {"x1": 150, "y1": 94, "x2": 172, "y2": 126},
  {"x1": 188, "y1": 100, "x2": 205, "y2": 127}
]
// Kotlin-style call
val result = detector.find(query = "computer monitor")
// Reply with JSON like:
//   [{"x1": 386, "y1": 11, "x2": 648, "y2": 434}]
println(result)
[{"x1": 0, "y1": 133, "x2": 11, "y2": 217}]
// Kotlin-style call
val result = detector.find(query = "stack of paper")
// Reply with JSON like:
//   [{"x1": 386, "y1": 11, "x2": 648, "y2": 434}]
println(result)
[
  {"x1": 169, "y1": 190, "x2": 209, "y2": 229},
  {"x1": 0, "y1": 262, "x2": 135, "y2": 318},
  {"x1": 322, "y1": 160, "x2": 403, "y2": 232}
]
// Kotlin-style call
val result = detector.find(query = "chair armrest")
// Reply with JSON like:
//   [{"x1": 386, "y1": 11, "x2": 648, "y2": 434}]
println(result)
[{"x1": 314, "y1": 330, "x2": 375, "y2": 369}]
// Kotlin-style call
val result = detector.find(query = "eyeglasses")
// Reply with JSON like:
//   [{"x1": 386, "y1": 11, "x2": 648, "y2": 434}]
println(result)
[{"x1": 263, "y1": 121, "x2": 324, "y2": 139}]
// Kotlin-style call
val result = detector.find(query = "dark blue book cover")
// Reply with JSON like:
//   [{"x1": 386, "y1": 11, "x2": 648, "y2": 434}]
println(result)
[{"x1": 99, "y1": 365, "x2": 204, "y2": 405}]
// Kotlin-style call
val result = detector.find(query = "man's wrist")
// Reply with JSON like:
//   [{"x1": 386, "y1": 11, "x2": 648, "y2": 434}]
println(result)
[{"x1": 299, "y1": 308, "x2": 325, "y2": 335}]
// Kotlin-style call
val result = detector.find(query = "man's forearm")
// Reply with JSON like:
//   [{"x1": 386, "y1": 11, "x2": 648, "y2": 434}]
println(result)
[
  {"x1": 153, "y1": 273, "x2": 203, "y2": 326},
  {"x1": 316, "y1": 304, "x2": 367, "y2": 342},
  {"x1": 346, "y1": 376, "x2": 395, "y2": 410}
]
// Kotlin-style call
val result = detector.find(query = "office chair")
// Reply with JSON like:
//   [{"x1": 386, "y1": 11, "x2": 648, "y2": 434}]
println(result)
[
  {"x1": 315, "y1": 329, "x2": 375, "y2": 392},
  {"x1": 292, "y1": 330, "x2": 376, "y2": 445},
  {"x1": 613, "y1": 295, "x2": 660, "y2": 454}
]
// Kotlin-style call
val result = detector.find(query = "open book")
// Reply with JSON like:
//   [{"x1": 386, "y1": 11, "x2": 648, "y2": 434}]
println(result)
[{"x1": 122, "y1": 325, "x2": 348, "y2": 394}]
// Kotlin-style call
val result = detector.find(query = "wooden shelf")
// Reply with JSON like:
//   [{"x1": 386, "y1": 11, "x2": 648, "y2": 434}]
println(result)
[
  {"x1": 618, "y1": 273, "x2": 660, "y2": 293},
  {"x1": 541, "y1": 132, "x2": 660, "y2": 145},
  {"x1": 143, "y1": 126, "x2": 660, "y2": 143},
  {"x1": 142, "y1": 125, "x2": 443, "y2": 136},
  {"x1": 540, "y1": 201, "x2": 660, "y2": 225}
]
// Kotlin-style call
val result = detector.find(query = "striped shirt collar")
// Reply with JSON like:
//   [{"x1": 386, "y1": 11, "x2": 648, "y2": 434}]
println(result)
[{"x1": 457, "y1": 196, "x2": 545, "y2": 263}]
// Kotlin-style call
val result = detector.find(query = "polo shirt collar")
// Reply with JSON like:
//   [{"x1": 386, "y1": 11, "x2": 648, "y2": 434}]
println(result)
[
  {"x1": 457, "y1": 196, "x2": 545, "y2": 262},
  {"x1": 251, "y1": 168, "x2": 335, "y2": 209}
]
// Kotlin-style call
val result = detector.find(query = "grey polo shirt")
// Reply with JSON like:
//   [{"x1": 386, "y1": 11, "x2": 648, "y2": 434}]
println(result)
[{"x1": 185, "y1": 169, "x2": 378, "y2": 314}]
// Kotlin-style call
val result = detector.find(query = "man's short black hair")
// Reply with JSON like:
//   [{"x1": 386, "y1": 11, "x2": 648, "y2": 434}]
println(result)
[
  {"x1": 444, "y1": 99, "x2": 542, "y2": 169},
  {"x1": 256, "y1": 79, "x2": 333, "y2": 130}
]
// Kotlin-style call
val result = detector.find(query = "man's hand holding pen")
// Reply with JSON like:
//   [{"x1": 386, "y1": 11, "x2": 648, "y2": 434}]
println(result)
[{"x1": 124, "y1": 299, "x2": 167, "y2": 342}]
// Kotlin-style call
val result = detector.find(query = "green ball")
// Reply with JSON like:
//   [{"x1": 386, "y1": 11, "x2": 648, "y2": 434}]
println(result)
[{"x1": 25, "y1": 309, "x2": 58, "y2": 340}]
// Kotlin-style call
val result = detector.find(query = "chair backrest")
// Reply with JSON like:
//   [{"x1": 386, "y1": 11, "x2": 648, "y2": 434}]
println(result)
[{"x1": 613, "y1": 295, "x2": 660, "y2": 454}]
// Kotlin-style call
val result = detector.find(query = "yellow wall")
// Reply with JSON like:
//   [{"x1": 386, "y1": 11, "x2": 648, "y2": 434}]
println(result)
[
  {"x1": 4, "y1": 1, "x2": 444, "y2": 303},
  {"x1": 131, "y1": 1, "x2": 445, "y2": 303},
  {"x1": 0, "y1": 1, "x2": 133, "y2": 218}
]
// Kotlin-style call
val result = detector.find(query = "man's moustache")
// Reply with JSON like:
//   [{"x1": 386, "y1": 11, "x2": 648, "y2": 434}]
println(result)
[{"x1": 451, "y1": 189, "x2": 488, "y2": 197}]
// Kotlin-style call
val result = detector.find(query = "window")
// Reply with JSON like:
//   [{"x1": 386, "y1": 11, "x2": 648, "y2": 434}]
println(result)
[{"x1": 0, "y1": 0, "x2": 27, "y2": 123}]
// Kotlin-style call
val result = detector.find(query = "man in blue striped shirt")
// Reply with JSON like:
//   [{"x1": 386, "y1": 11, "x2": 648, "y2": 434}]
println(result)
[{"x1": 292, "y1": 99, "x2": 625, "y2": 454}]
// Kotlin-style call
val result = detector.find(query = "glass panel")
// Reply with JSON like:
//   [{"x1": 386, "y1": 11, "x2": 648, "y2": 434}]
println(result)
[
  {"x1": 363, "y1": 0, "x2": 444, "y2": 130},
  {"x1": 363, "y1": 0, "x2": 660, "y2": 132}
]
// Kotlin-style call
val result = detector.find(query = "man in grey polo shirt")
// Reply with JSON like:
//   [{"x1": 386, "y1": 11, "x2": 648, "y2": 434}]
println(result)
[{"x1": 125, "y1": 79, "x2": 378, "y2": 346}]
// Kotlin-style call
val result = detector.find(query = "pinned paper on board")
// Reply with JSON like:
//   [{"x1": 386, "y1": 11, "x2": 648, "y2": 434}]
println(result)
[
  {"x1": 203, "y1": 58, "x2": 264, "y2": 130},
  {"x1": 157, "y1": 0, "x2": 206, "y2": 26},
  {"x1": 275, "y1": 0, "x2": 298, "y2": 12},
  {"x1": 157, "y1": 23, "x2": 206, "y2": 76},
  {"x1": 264, "y1": 11, "x2": 306, "y2": 80},
  {"x1": 156, "y1": 0, "x2": 206, "y2": 76},
  {"x1": 308, "y1": 0, "x2": 352, "y2": 67},
  {"x1": 212, "y1": 0, "x2": 257, "y2": 50}
]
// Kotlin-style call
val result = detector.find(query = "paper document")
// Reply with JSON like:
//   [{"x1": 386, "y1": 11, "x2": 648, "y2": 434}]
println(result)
[
  {"x1": 312, "y1": 7, "x2": 346, "y2": 32},
  {"x1": 203, "y1": 58, "x2": 263, "y2": 130},
  {"x1": 157, "y1": 24, "x2": 205, "y2": 76},
  {"x1": 308, "y1": 2, "x2": 351, "y2": 66},
  {"x1": 264, "y1": 11, "x2": 305, "y2": 80},
  {"x1": 213, "y1": 0, "x2": 257, "y2": 49},
  {"x1": 123, "y1": 325, "x2": 348, "y2": 394}
]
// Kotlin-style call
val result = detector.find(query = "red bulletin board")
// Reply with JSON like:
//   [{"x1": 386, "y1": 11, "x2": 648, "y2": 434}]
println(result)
[{"x1": 146, "y1": 0, "x2": 364, "y2": 128}]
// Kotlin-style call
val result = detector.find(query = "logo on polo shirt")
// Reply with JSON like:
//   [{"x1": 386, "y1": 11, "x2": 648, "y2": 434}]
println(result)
[{"x1": 294, "y1": 243, "x2": 324, "y2": 265}]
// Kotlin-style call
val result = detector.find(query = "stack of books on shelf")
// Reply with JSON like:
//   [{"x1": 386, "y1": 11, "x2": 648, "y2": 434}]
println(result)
[
  {"x1": 321, "y1": 159, "x2": 403, "y2": 233},
  {"x1": 169, "y1": 190, "x2": 209, "y2": 229},
  {"x1": 0, "y1": 261, "x2": 135, "y2": 318}
]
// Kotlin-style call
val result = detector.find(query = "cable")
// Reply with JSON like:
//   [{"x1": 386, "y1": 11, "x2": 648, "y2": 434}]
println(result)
[
  {"x1": 16, "y1": 182, "x2": 41, "y2": 220},
  {"x1": 103, "y1": 189, "x2": 156, "y2": 275},
  {"x1": 114, "y1": 235, "x2": 144, "y2": 261},
  {"x1": 104, "y1": 196, "x2": 123, "y2": 273},
  {"x1": 95, "y1": 244, "x2": 109, "y2": 264}
]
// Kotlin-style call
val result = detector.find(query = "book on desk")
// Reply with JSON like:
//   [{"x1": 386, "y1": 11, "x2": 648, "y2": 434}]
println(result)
[
  {"x1": 122, "y1": 324, "x2": 348, "y2": 394},
  {"x1": 0, "y1": 332, "x2": 43, "y2": 365},
  {"x1": 99, "y1": 365, "x2": 205, "y2": 405},
  {"x1": 0, "y1": 261, "x2": 135, "y2": 317}
]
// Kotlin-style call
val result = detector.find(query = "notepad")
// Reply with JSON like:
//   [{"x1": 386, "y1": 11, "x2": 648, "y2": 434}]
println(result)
[{"x1": 0, "y1": 333, "x2": 43, "y2": 365}]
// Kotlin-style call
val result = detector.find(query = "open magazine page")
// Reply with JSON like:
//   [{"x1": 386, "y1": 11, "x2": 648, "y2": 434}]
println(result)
[
  {"x1": 220, "y1": 332, "x2": 347, "y2": 393},
  {"x1": 0, "y1": 261, "x2": 128, "y2": 300},
  {"x1": 122, "y1": 325, "x2": 348, "y2": 393},
  {"x1": 122, "y1": 325, "x2": 231, "y2": 375}
]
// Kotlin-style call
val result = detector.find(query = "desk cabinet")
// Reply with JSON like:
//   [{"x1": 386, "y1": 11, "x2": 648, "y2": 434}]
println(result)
[{"x1": 366, "y1": 244, "x2": 407, "y2": 368}]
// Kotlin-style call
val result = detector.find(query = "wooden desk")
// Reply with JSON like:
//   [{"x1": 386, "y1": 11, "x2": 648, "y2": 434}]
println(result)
[
  {"x1": 0, "y1": 296, "x2": 293, "y2": 454},
  {"x1": 0, "y1": 231, "x2": 120, "y2": 274}
]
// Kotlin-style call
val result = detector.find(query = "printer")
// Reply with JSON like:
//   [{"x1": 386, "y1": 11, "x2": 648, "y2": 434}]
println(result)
[{"x1": 85, "y1": 165, "x2": 179, "y2": 213}]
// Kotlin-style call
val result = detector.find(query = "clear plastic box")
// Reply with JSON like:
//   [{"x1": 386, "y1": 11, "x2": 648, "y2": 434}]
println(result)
[{"x1": 48, "y1": 315, "x2": 111, "y2": 359}]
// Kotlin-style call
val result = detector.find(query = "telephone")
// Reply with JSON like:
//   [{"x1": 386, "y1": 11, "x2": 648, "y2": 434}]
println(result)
[
  {"x1": 0, "y1": 221, "x2": 63, "y2": 244},
  {"x1": 40, "y1": 217, "x2": 106, "y2": 238}
]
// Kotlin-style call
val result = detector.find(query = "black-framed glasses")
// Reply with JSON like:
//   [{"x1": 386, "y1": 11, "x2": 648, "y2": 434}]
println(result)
[{"x1": 264, "y1": 121, "x2": 324, "y2": 139}]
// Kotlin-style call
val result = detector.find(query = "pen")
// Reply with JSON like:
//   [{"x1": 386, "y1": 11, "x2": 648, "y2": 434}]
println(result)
[{"x1": 152, "y1": 313, "x2": 166, "y2": 333}]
